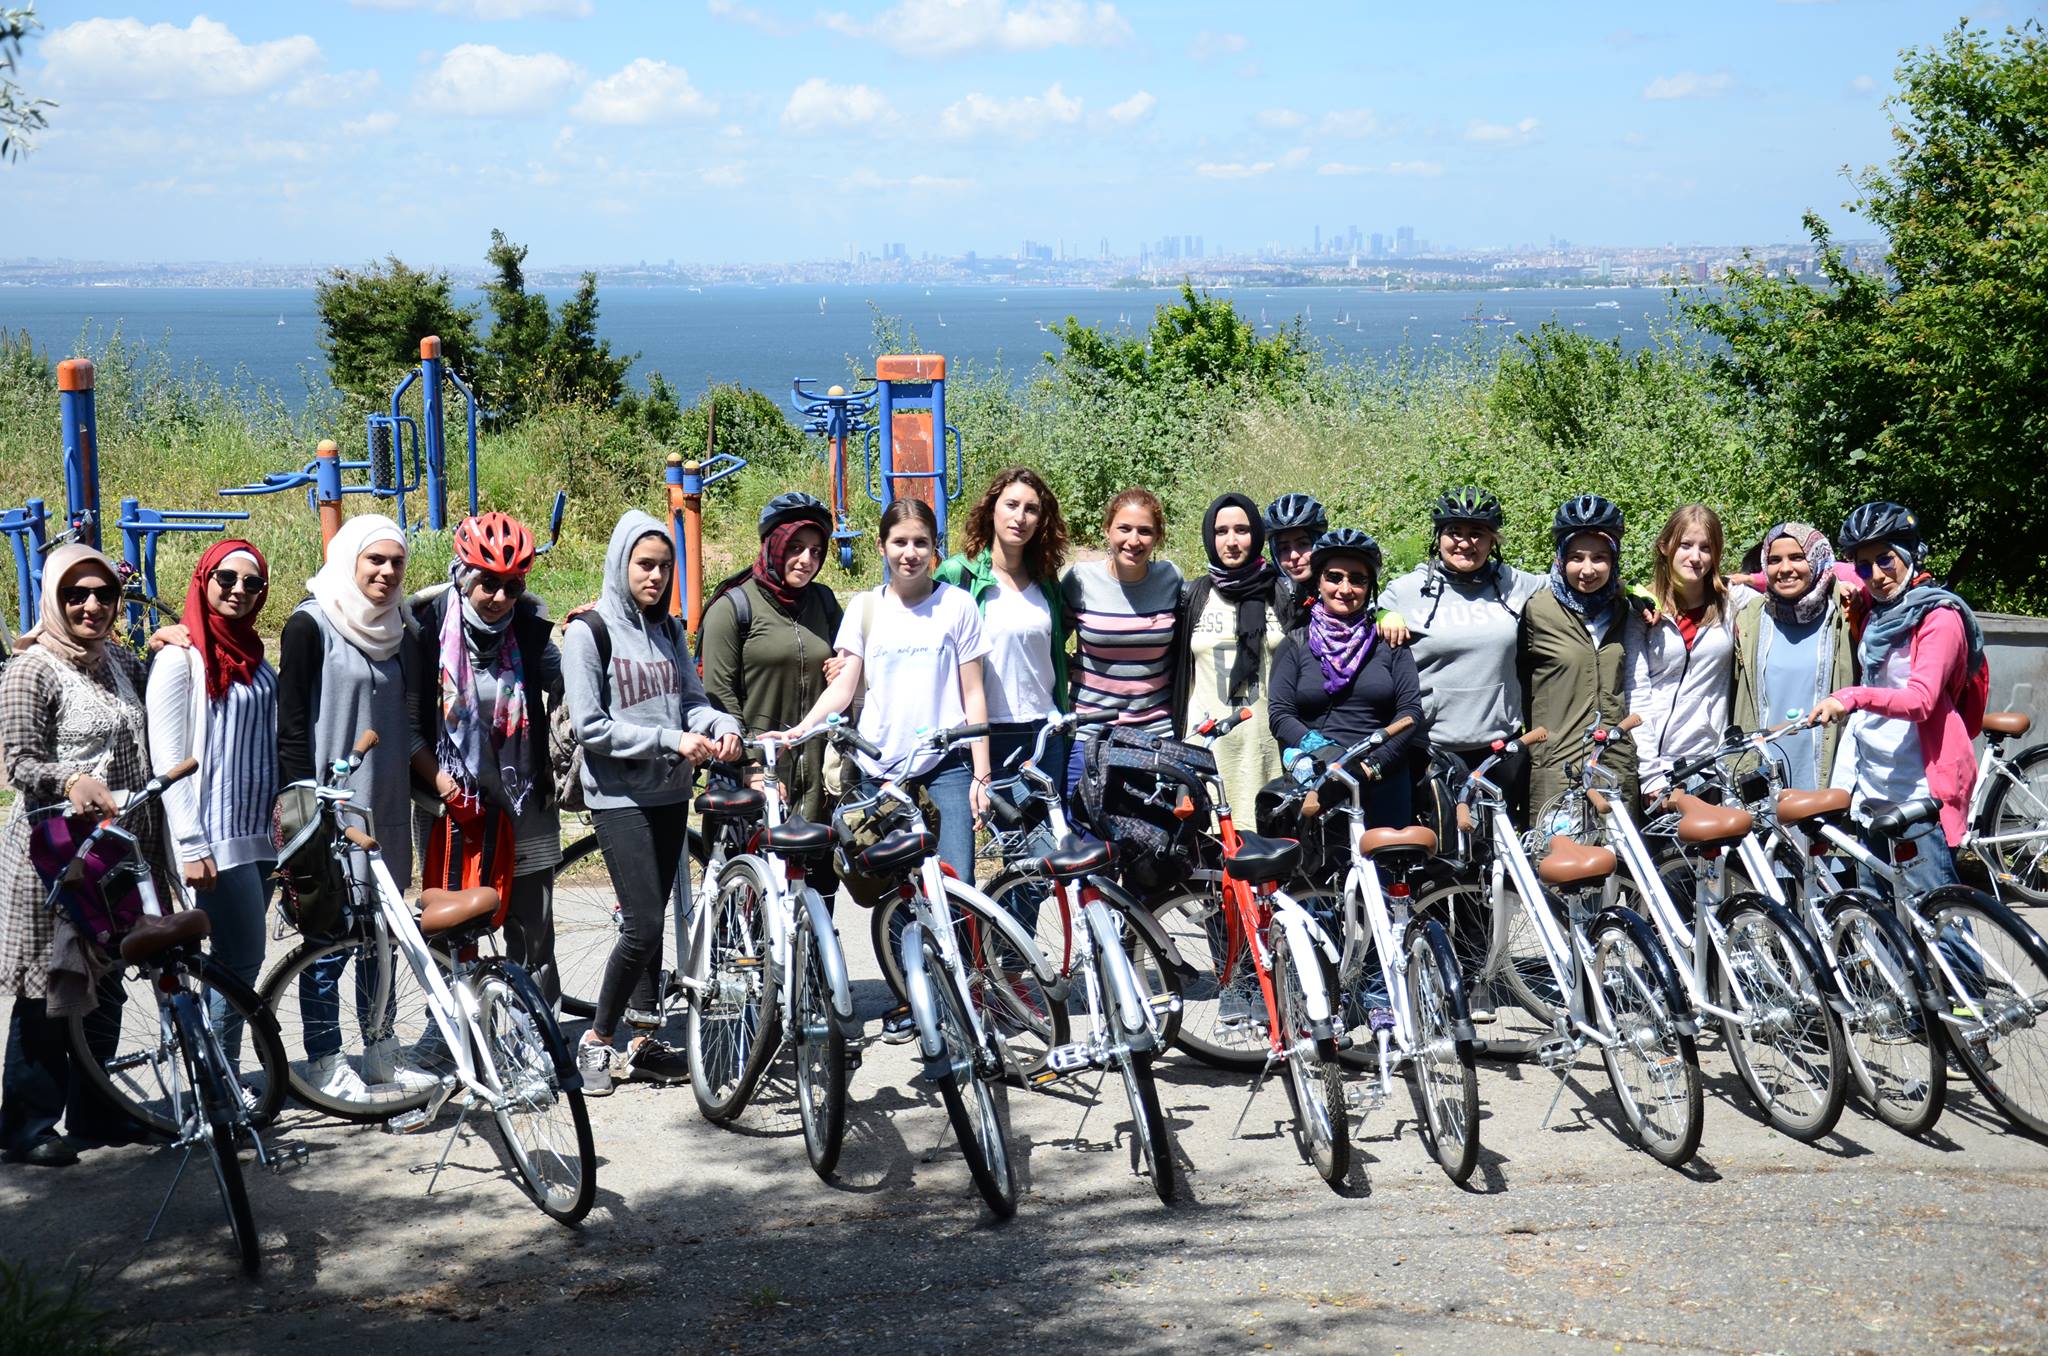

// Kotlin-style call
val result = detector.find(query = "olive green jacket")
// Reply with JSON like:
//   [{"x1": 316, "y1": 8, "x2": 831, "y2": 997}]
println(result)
[
  {"x1": 1519, "y1": 587, "x2": 1639, "y2": 816},
  {"x1": 699, "y1": 577, "x2": 842, "y2": 824},
  {"x1": 1730, "y1": 591, "x2": 1857, "y2": 787}
]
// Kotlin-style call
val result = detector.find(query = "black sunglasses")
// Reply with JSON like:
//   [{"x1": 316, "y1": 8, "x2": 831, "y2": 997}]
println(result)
[
  {"x1": 475, "y1": 573, "x2": 527, "y2": 598},
  {"x1": 61, "y1": 584, "x2": 121, "y2": 607},
  {"x1": 209, "y1": 569, "x2": 268, "y2": 594},
  {"x1": 1321, "y1": 568, "x2": 1372, "y2": 588},
  {"x1": 1852, "y1": 548, "x2": 1899, "y2": 579}
]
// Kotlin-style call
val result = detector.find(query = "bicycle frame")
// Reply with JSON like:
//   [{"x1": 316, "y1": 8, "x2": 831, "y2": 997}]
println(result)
[
  {"x1": 754, "y1": 733, "x2": 860, "y2": 1045},
  {"x1": 1962, "y1": 737, "x2": 2048, "y2": 901}
]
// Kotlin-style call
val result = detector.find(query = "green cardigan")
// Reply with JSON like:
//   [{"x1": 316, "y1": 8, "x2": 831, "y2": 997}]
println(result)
[
  {"x1": 933, "y1": 549, "x2": 1071, "y2": 713},
  {"x1": 1730, "y1": 591, "x2": 1857, "y2": 786}
]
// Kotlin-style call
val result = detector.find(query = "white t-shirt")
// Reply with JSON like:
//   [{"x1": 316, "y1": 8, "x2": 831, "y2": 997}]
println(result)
[
  {"x1": 838, "y1": 582, "x2": 990, "y2": 779},
  {"x1": 979, "y1": 581, "x2": 1056, "y2": 722},
  {"x1": 1831, "y1": 643, "x2": 1928, "y2": 810}
]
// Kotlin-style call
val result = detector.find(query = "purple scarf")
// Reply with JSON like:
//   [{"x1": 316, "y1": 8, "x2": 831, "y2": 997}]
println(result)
[{"x1": 1307, "y1": 600, "x2": 1374, "y2": 694}]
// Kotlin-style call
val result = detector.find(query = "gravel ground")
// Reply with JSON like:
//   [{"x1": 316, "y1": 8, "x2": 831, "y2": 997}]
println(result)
[{"x1": 4, "y1": 908, "x2": 2045, "y2": 1356}]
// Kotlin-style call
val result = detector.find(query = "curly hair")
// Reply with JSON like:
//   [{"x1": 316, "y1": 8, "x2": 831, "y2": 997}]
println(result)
[
  {"x1": 959, "y1": 466, "x2": 1069, "y2": 580},
  {"x1": 1102, "y1": 486, "x2": 1167, "y2": 542}
]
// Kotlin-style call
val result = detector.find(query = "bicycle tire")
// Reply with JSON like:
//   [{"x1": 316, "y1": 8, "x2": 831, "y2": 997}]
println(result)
[
  {"x1": 1496, "y1": 877, "x2": 1568, "y2": 1024},
  {"x1": 1920, "y1": 889, "x2": 2048, "y2": 1140},
  {"x1": 791, "y1": 915, "x2": 848, "y2": 1179},
  {"x1": 1150, "y1": 884, "x2": 1266, "y2": 1071},
  {"x1": 1412, "y1": 870, "x2": 1496, "y2": 1018},
  {"x1": 1118, "y1": 1048, "x2": 1174, "y2": 1204},
  {"x1": 69, "y1": 954, "x2": 288, "y2": 1138},
  {"x1": 1979, "y1": 743, "x2": 2048, "y2": 907},
  {"x1": 1405, "y1": 919, "x2": 1481, "y2": 1184},
  {"x1": 1716, "y1": 897, "x2": 1848, "y2": 1142},
  {"x1": 555, "y1": 827, "x2": 711, "y2": 1017},
  {"x1": 686, "y1": 856, "x2": 781, "y2": 1123},
  {"x1": 171, "y1": 991, "x2": 259, "y2": 1277},
  {"x1": 477, "y1": 959, "x2": 596, "y2": 1224},
  {"x1": 1589, "y1": 911, "x2": 1703, "y2": 1167},
  {"x1": 1272, "y1": 928, "x2": 1350, "y2": 1186},
  {"x1": 1826, "y1": 896, "x2": 1945, "y2": 1136},
  {"x1": 923, "y1": 928, "x2": 1018, "y2": 1217},
  {"x1": 259, "y1": 931, "x2": 447, "y2": 1123}
]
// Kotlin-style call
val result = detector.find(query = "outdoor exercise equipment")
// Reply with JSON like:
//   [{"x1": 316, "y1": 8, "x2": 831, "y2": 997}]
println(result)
[
  {"x1": 666, "y1": 448, "x2": 747, "y2": 637},
  {"x1": 789, "y1": 377, "x2": 877, "y2": 570},
  {"x1": 221, "y1": 336, "x2": 480, "y2": 534},
  {"x1": 870, "y1": 354, "x2": 964, "y2": 550}
]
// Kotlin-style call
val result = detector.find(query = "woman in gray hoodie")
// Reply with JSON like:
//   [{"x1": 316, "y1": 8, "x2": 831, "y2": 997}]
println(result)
[{"x1": 563, "y1": 511, "x2": 741, "y2": 1094}]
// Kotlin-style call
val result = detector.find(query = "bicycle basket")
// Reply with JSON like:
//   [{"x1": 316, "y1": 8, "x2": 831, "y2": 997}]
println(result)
[
  {"x1": 272, "y1": 781, "x2": 353, "y2": 937},
  {"x1": 1076, "y1": 727, "x2": 1216, "y2": 896},
  {"x1": 29, "y1": 811, "x2": 146, "y2": 947}
]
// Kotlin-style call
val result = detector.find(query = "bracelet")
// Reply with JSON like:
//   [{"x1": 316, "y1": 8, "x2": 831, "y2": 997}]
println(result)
[{"x1": 61, "y1": 770, "x2": 87, "y2": 799}]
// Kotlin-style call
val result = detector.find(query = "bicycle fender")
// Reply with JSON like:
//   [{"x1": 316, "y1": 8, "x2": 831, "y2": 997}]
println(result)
[
  {"x1": 481, "y1": 958, "x2": 581, "y2": 1083},
  {"x1": 801, "y1": 887, "x2": 859, "y2": 1030},
  {"x1": 1084, "y1": 900, "x2": 1153, "y2": 1038},
  {"x1": 1715, "y1": 891, "x2": 1841, "y2": 1001},
  {"x1": 1273, "y1": 909, "x2": 1340, "y2": 1034},
  {"x1": 1592, "y1": 903, "x2": 1698, "y2": 1033},
  {"x1": 1821, "y1": 889, "x2": 1939, "y2": 1015},
  {"x1": 200, "y1": 954, "x2": 283, "y2": 1047},
  {"x1": 1408, "y1": 917, "x2": 1480, "y2": 1051},
  {"x1": 1095, "y1": 875, "x2": 1194, "y2": 982},
  {"x1": 900, "y1": 921, "x2": 947, "y2": 1064},
  {"x1": 946, "y1": 877, "x2": 1063, "y2": 992}
]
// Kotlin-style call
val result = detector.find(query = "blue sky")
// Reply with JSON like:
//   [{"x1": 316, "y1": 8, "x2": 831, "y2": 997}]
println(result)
[{"x1": 2, "y1": 0, "x2": 2022, "y2": 266}]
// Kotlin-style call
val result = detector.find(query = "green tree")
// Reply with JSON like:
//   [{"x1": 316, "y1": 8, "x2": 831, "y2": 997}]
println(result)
[
  {"x1": 315, "y1": 256, "x2": 479, "y2": 399},
  {"x1": 1046, "y1": 282, "x2": 1309, "y2": 394},
  {"x1": 480, "y1": 230, "x2": 633, "y2": 424},
  {"x1": 1690, "y1": 21, "x2": 2048, "y2": 608},
  {"x1": 539, "y1": 271, "x2": 631, "y2": 409},
  {"x1": 1, "y1": 4, "x2": 53, "y2": 162}
]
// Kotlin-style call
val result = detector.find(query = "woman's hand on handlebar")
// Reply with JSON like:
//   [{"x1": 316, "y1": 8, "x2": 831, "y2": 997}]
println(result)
[
  {"x1": 1808, "y1": 696, "x2": 1847, "y2": 727},
  {"x1": 67, "y1": 774, "x2": 118, "y2": 817}
]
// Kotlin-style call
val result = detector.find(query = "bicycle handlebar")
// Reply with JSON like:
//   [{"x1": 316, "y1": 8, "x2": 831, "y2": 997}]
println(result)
[
  {"x1": 56, "y1": 757, "x2": 200, "y2": 887},
  {"x1": 1195, "y1": 707, "x2": 1256, "y2": 740},
  {"x1": 342, "y1": 826, "x2": 379, "y2": 853}
]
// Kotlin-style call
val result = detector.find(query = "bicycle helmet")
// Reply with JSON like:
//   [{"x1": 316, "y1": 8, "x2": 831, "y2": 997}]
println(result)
[
  {"x1": 759, "y1": 491, "x2": 832, "y2": 539},
  {"x1": 1308, "y1": 527, "x2": 1383, "y2": 583},
  {"x1": 1432, "y1": 486, "x2": 1504, "y2": 532},
  {"x1": 1552, "y1": 493, "x2": 1624, "y2": 550},
  {"x1": 1838, "y1": 501, "x2": 1922, "y2": 557},
  {"x1": 1263, "y1": 493, "x2": 1329, "y2": 539},
  {"x1": 451, "y1": 511, "x2": 536, "y2": 576}
]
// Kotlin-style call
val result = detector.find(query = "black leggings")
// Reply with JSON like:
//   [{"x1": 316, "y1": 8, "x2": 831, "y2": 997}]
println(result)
[{"x1": 590, "y1": 802, "x2": 693, "y2": 1040}]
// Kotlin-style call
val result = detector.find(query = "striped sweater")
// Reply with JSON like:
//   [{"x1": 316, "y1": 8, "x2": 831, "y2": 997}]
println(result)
[{"x1": 1059, "y1": 559, "x2": 1184, "y2": 734}]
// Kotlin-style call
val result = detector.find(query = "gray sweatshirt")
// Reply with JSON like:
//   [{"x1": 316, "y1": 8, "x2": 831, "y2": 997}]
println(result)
[
  {"x1": 1376, "y1": 558, "x2": 1545, "y2": 750},
  {"x1": 561, "y1": 510, "x2": 739, "y2": 810}
]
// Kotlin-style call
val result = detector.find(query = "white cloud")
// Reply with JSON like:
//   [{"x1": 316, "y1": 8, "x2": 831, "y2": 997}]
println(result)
[
  {"x1": 837, "y1": 168, "x2": 973, "y2": 191},
  {"x1": 573, "y1": 59, "x2": 717, "y2": 124},
  {"x1": 42, "y1": 16, "x2": 321, "y2": 100},
  {"x1": 1279, "y1": 146, "x2": 1309, "y2": 168},
  {"x1": 416, "y1": 45, "x2": 584, "y2": 117},
  {"x1": 1255, "y1": 108, "x2": 1305, "y2": 130},
  {"x1": 820, "y1": 0, "x2": 1129, "y2": 57},
  {"x1": 782, "y1": 77, "x2": 894, "y2": 133},
  {"x1": 1642, "y1": 71, "x2": 1734, "y2": 100},
  {"x1": 1317, "y1": 159, "x2": 1442, "y2": 178},
  {"x1": 1318, "y1": 107, "x2": 1378, "y2": 139},
  {"x1": 701, "y1": 163, "x2": 747, "y2": 188},
  {"x1": 706, "y1": 0, "x2": 799, "y2": 35},
  {"x1": 343, "y1": 111, "x2": 402, "y2": 138},
  {"x1": 1195, "y1": 159, "x2": 1275, "y2": 180},
  {"x1": 1849, "y1": 73, "x2": 1878, "y2": 96},
  {"x1": 941, "y1": 83, "x2": 1083, "y2": 140},
  {"x1": 1105, "y1": 90, "x2": 1156, "y2": 125},
  {"x1": 1465, "y1": 116, "x2": 1540, "y2": 146},
  {"x1": 1188, "y1": 30, "x2": 1248, "y2": 60},
  {"x1": 282, "y1": 69, "x2": 383, "y2": 109},
  {"x1": 352, "y1": 0, "x2": 594, "y2": 17}
]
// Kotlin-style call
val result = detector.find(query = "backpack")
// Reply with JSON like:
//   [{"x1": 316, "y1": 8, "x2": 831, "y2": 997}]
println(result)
[
  {"x1": 550, "y1": 609, "x2": 612, "y2": 814},
  {"x1": 1958, "y1": 651, "x2": 1991, "y2": 741},
  {"x1": 1075, "y1": 726, "x2": 1218, "y2": 897},
  {"x1": 820, "y1": 589, "x2": 880, "y2": 795}
]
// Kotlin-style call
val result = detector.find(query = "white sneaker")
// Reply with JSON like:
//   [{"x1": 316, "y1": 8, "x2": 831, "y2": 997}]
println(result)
[
  {"x1": 306, "y1": 1053, "x2": 371, "y2": 1102},
  {"x1": 362, "y1": 1037, "x2": 443, "y2": 1093}
]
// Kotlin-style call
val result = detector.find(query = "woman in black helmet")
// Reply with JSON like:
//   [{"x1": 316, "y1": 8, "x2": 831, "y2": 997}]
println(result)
[
  {"x1": 699, "y1": 492, "x2": 846, "y2": 833},
  {"x1": 1262, "y1": 493, "x2": 1328, "y2": 631},
  {"x1": 1520, "y1": 494, "x2": 1639, "y2": 817}
]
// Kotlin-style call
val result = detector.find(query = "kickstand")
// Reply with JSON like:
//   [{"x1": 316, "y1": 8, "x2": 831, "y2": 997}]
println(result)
[
  {"x1": 143, "y1": 1145, "x2": 195, "y2": 1243},
  {"x1": 424, "y1": 1093, "x2": 476, "y2": 1197},
  {"x1": 1539, "y1": 1062, "x2": 1574, "y2": 1130},
  {"x1": 1231, "y1": 1055, "x2": 1278, "y2": 1140}
]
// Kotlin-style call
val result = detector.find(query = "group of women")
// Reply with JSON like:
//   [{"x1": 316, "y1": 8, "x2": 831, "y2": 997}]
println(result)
[{"x1": 0, "y1": 464, "x2": 1987, "y2": 1166}]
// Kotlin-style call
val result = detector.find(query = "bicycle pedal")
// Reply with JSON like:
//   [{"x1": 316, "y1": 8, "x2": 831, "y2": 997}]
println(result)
[
  {"x1": 384, "y1": 1106, "x2": 436, "y2": 1135},
  {"x1": 1536, "y1": 1038, "x2": 1575, "y2": 1068},
  {"x1": 1368, "y1": 1007, "x2": 1397, "y2": 1035},
  {"x1": 1148, "y1": 993, "x2": 1182, "y2": 1015},
  {"x1": 268, "y1": 1143, "x2": 311, "y2": 1173}
]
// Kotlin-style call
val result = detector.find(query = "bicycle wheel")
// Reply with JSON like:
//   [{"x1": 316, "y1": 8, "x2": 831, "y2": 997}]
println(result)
[
  {"x1": 1412, "y1": 872, "x2": 1496, "y2": 1017},
  {"x1": 791, "y1": 915, "x2": 848, "y2": 1179},
  {"x1": 923, "y1": 929, "x2": 1018, "y2": 1218},
  {"x1": 1828, "y1": 898, "x2": 1944, "y2": 1135},
  {"x1": 69, "y1": 956, "x2": 288, "y2": 1138},
  {"x1": 1272, "y1": 929, "x2": 1350, "y2": 1186},
  {"x1": 1717, "y1": 899, "x2": 1848, "y2": 1142},
  {"x1": 477, "y1": 960, "x2": 595, "y2": 1224},
  {"x1": 686, "y1": 857, "x2": 781, "y2": 1123},
  {"x1": 259, "y1": 931, "x2": 448, "y2": 1122},
  {"x1": 1151, "y1": 884, "x2": 1266, "y2": 1070},
  {"x1": 1588, "y1": 913, "x2": 1702, "y2": 1167},
  {"x1": 551, "y1": 833, "x2": 622, "y2": 1019},
  {"x1": 1921, "y1": 891, "x2": 2048, "y2": 1139},
  {"x1": 1405, "y1": 920, "x2": 1480, "y2": 1184},
  {"x1": 171, "y1": 991, "x2": 259, "y2": 1276},
  {"x1": 1497, "y1": 879, "x2": 1567, "y2": 1022},
  {"x1": 1117, "y1": 1048, "x2": 1174, "y2": 1204},
  {"x1": 961, "y1": 871, "x2": 1068, "y2": 1074},
  {"x1": 1980, "y1": 744, "x2": 2048, "y2": 906}
]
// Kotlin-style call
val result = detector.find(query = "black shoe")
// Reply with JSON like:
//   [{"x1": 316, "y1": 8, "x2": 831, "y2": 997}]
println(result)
[
  {"x1": 623, "y1": 1038, "x2": 691, "y2": 1085},
  {"x1": 879, "y1": 1006, "x2": 917, "y2": 1044},
  {"x1": 3, "y1": 1137, "x2": 80, "y2": 1167}
]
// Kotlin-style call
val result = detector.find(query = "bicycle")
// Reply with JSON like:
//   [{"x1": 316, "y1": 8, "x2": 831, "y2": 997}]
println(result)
[
  {"x1": 256, "y1": 730, "x2": 596, "y2": 1223},
  {"x1": 975, "y1": 710, "x2": 1186, "y2": 1203},
  {"x1": 552, "y1": 824, "x2": 708, "y2": 1022},
  {"x1": 681, "y1": 730, "x2": 863, "y2": 1178},
  {"x1": 823, "y1": 716, "x2": 1060, "y2": 1217},
  {"x1": 1960, "y1": 709, "x2": 2048, "y2": 906},
  {"x1": 1452, "y1": 727, "x2": 1707, "y2": 1166},
  {"x1": 1300, "y1": 718, "x2": 1482, "y2": 1184},
  {"x1": 40, "y1": 758, "x2": 284, "y2": 1275}
]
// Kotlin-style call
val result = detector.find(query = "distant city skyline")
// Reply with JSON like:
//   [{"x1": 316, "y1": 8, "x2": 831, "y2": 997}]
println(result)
[{"x1": 2, "y1": 1, "x2": 1983, "y2": 267}]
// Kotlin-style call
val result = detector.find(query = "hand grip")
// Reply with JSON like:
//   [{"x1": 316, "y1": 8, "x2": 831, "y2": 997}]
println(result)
[
  {"x1": 1520, "y1": 727, "x2": 1550, "y2": 747},
  {"x1": 1586, "y1": 789, "x2": 1611, "y2": 815},
  {"x1": 1077, "y1": 710, "x2": 1119, "y2": 728},
  {"x1": 946, "y1": 723, "x2": 991, "y2": 743},
  {"x1": 342, "y1": 826, "x2": 379, "y2": 852},
  {"x1": 354, "y1": 729, "x2": 380, "y2": 755},
  {"x1": 832, "y1": 724, "x2": 883, "y2": 760},
  {"x1": 159, "y1": 757, "x2": 199, "y2": 784},
  {"x1": 1616, "y1": 713, "x2": 1643, "y2": 734},
  {"x1": 1382, "y1": 716, "x2": 1415, "y2": 738}
]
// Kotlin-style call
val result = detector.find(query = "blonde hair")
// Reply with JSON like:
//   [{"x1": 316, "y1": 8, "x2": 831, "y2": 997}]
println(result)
[{"x1": 1651, "y1": 504, "x2": 1727, "y2": 623}]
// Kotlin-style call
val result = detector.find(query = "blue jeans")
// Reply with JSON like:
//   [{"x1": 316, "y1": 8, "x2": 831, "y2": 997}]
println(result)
[
  {"x1": 884, "y1": 754, "x2": 976, "y2": 987},
  {"x1": 300, "y1": 940, "x2": 402, "y2": 1061},
  {"x1": 198, "y1": 862, "x2": 271, "y2": 1064},
  {"x1": 1856, "y1": 818, "x2": 1958, "y2": 899}
]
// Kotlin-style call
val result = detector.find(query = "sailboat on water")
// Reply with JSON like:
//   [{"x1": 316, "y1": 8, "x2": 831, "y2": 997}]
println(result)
[{"x1": 276, "y1": 314, "x2": 285, "y2": 326}]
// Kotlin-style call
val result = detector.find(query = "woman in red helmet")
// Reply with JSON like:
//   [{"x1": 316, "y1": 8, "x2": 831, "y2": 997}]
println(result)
[{"x1": 411, "y1": 511, "x2": 566, "y2": 1007}]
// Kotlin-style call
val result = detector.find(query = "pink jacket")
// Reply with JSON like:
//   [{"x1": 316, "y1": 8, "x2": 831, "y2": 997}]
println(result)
[{"x1": 1831, "y1": 605, "x2": 1976, "y2": 845}]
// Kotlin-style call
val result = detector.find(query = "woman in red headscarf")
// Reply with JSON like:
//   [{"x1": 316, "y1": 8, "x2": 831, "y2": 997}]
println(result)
[{"x1": 143, "y1": 539, "x2": 277, "y2": 1067}]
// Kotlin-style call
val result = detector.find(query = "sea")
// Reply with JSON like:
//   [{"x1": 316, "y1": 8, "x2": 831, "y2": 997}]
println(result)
[{"x1": 0, "y1": 282, "x2": 1686, "y2": 408}]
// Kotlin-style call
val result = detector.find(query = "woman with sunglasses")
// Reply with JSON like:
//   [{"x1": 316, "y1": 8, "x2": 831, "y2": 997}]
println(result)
[
  {"x1": 142, "y1": 541, "x2": 277, "y2": 1065},
  {"x1": 410, "y1": 512, "x2": 564, "y2": 1006},
  {"x1": 1730, "y1": 522, "x2": 1857, "y2": 790},
  {"x1": 2, "y1": 547, "x2": 176, "y2": 1166}
]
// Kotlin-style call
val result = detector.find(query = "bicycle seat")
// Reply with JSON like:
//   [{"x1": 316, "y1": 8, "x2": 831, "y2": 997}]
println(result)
[
  {"x1": 418, "y1": 886, "x2": 501, "y2": 935},
  {"x1": 857, "y1": 828, "x2": 934, "y2": 877},
  {"x1": 1537, "y1": 836, "x2": 1617, "y2": 887},
  {"x1": 697, "y1": 786, "x2": 767, "y2": 820},
  {"x1": 1776, "y1": 787, "x2": 1850, "y2": 826},
  {"x1": 761, "y1": 817, "x2": 833, "y2": 857},
  {"x1": 1865, "y1": 797, "x2": 1941, "y2": 838},
  {"x1": 1226, "y1": 833, "x2": 1302, "y2": 887},
  {"x1": 1039, "y1": 834, "x2": 1115, "y2": 882},
  {"x1": 1983, "y1": 711, "x2": 2031, "y2": 739},
  {"x1": 1668, "y1": 792, "x2": 1754, "y2": 848},
  {"x1": 119, "y1": 909, "x2": 211, "y2": 964},
  {"x1": 1357, "y1": 826, "x2": 1438, "y2": 858}
]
